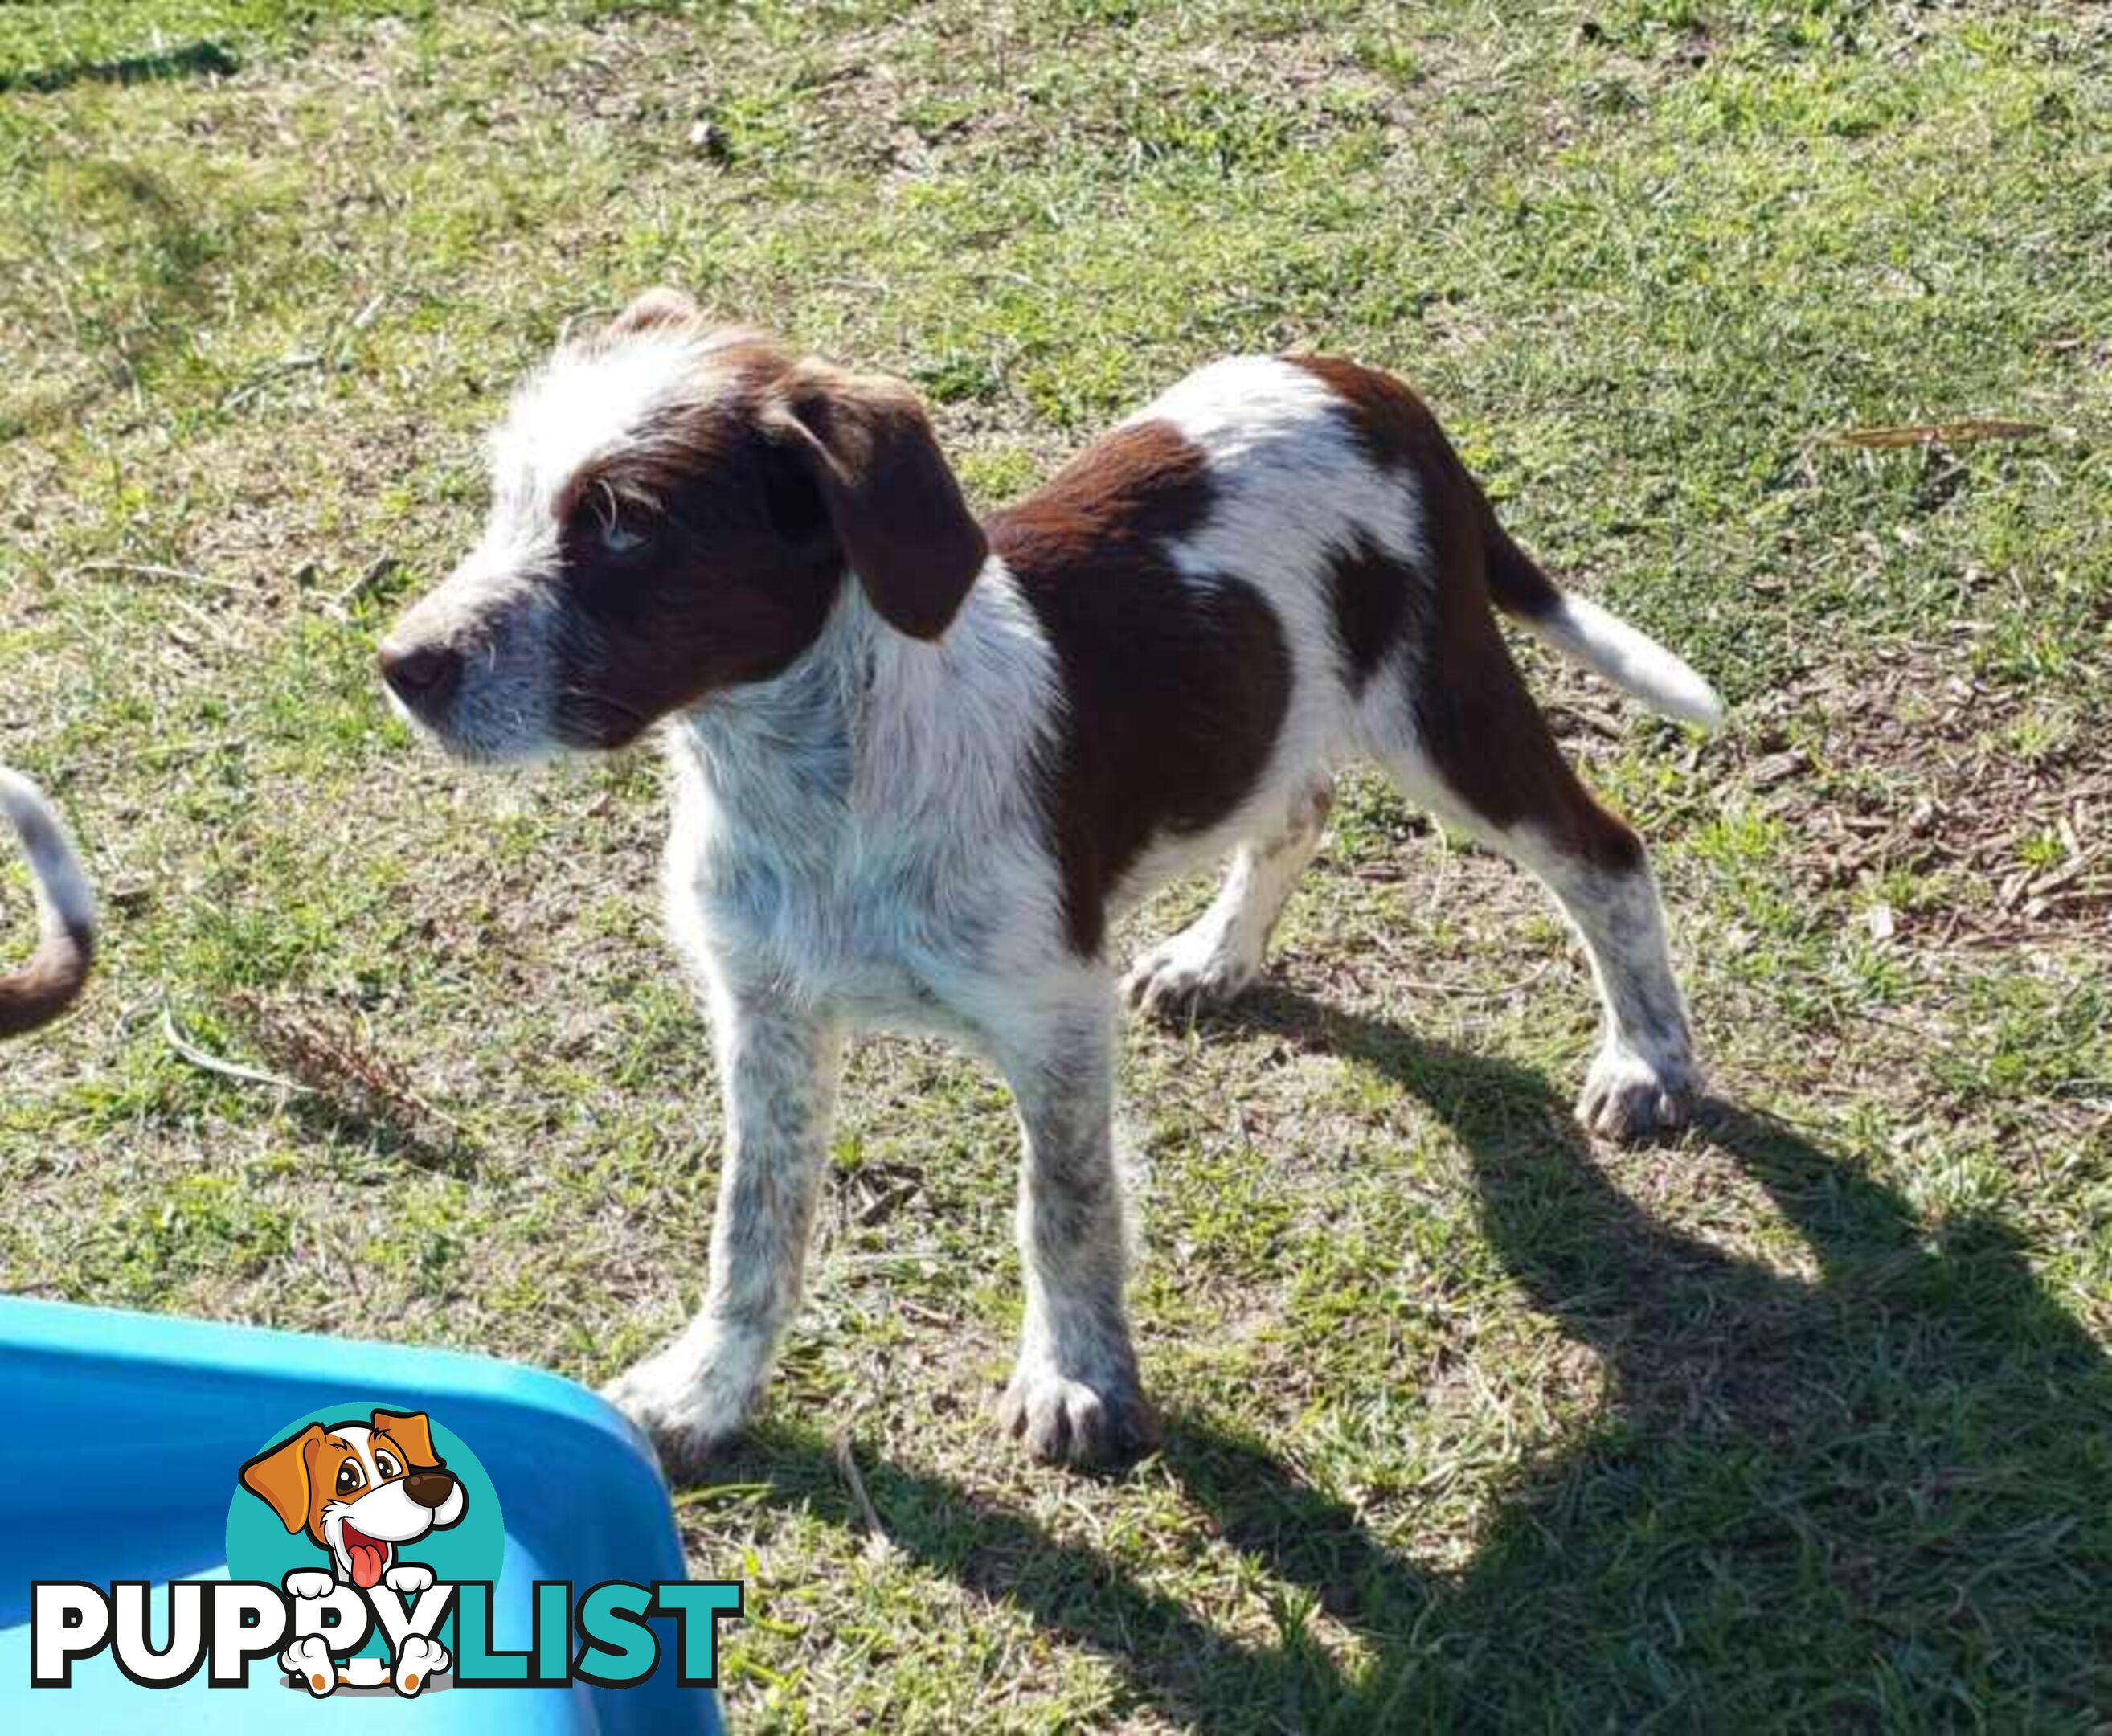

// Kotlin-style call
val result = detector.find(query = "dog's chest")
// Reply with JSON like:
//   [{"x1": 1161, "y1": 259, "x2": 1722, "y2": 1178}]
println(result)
[{"x1": 663, "y1": 773, "x2": 981, "y2": 1032}]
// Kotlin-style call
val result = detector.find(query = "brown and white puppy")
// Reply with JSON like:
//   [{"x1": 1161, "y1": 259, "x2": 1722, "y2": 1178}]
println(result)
[
  {"x1": 239, "y1": 1409, "x2": 466, "y2": 1592},
  {"x1": 381, "y1": 289, "x2": 1723, "y2": 1473},
  {"x1": 239, "y1": 1410, "x2": 462, "y2": 1695},
  {"x1": 0, "y1": 770, "x2": 93, "y2": 1038}
]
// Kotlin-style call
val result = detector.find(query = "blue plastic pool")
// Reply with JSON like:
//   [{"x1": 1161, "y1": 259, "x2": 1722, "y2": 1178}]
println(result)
[{"x1": 0, "y1": 1298, "x2": 725, "y2": 1733}]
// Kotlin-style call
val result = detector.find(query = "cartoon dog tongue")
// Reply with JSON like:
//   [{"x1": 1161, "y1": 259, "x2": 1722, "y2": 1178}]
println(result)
[{"x1": 342, "y1": 1525, "x2": 391, "y2": 1589}]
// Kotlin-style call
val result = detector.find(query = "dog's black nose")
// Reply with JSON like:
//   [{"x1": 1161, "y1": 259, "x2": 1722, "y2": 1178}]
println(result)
[
  {"x1": 379, "y1": 641, "x2": 462, "y2": 711},
  {"x1": 403, "y1": 1469, "x2": 457, "y2": 1509}
]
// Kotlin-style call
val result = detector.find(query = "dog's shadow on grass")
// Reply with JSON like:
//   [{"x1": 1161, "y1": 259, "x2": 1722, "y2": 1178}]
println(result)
[
  {"x1": 0, "y1": 41, "x2": 239, "y2": 98},
  {"x1": 718, "y1": 989, "x2": 2112, "y2": 1728}
]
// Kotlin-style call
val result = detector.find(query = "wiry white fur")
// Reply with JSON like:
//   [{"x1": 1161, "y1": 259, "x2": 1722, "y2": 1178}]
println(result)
[
  {"x1": 488, "y1": 326, "x2": 728, "y2": 525},
  {"x1": 1524, "y1": 592, "x2": 1726, "y2": 730},
  {"x1": 663, "y1": 563, "x2": 1068, "y2": 1036},
  {"x1": 1124, "y1": 780, "x2": 1331, "y2": 1015},
  {"x1": 0, "y1": 770, "x2": 94, "y2": 948},
  {"x1": 600, "y1": 559, "x2": 1152, "y2": 1469}
]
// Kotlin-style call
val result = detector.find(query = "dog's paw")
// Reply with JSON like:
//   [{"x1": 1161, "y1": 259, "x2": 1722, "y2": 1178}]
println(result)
[
  {"x1": 1123, "y1": 929, "x2": 1258, "y2": 1021},
  {"x1": 283, "y1": 1570, "x2": 335, "y2": 1600},
  {"x1": 1000, "y1": 1360, "x2": 1160, "y2": 1469},
  {"x1": 393, "y1": 1635, "x2": 449, "y2": 1697},
  {"x1": 1578, "y1": 1043, "x2": 1698, "y2": 1142},
  {"x1": 282, "y1": 1636, "x2": 337, "y2": 1697},
  {"x1": 602, "y1": 1354, "x2": 754, "y2": 1484},
  {"x1": 382, "y1": 1563, "x2": 434, "y2": 1595}
]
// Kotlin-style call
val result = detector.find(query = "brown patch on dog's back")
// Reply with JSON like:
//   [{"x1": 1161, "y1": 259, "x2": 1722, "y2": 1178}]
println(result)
[
  {"x1": 1291, "y1": 354, "x2": 1639, "y2": 873},
  {"x1": 1288, "y1": 352, "x2": 1561, "y2": 619},
  {"x1": 992, "y1": 420, "x2": 1291, "y2": 955},
  {"x1": 1289, "y1": 354, "x2": 1445, "y2": 473}
]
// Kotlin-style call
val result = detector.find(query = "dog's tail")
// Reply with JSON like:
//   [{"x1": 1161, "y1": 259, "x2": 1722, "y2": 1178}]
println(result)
[
  {"x1": 0, "y1": 769, "x2": 95, "y2": 1038},
  {"x1": 1482, "y1": 509, "x2": 1725, "y2": 731}
]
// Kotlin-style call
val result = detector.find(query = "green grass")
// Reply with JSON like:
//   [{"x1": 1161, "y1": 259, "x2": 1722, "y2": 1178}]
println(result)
[{"x1": 3, "y1": 1, "x2": 2109, "y2": 1728}]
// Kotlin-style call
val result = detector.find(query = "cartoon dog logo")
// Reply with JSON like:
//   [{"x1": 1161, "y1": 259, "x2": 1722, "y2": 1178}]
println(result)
[{"x1": 239, "y1": 1410, "x2": 464, "y2": 1695}]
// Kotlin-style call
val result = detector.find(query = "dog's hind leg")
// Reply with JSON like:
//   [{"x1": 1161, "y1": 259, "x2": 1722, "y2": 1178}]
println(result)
[
  {"x1": 1124, "y1": 777, "x2": 1332, "y2": 1017},
  {"x1": 1370, "y1": 616, "x2": 1701, "y2": 1141},
  {"x1": 604, "y1": 988, "x2": 845, "y2": 1479}
]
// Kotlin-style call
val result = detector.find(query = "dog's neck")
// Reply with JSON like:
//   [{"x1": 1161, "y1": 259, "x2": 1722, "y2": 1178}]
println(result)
[
  {"x1": 666, "y1": 575, "x2": 871, "y2": 847},
  {"x1": 665, "y1": 560, "x2": 1054, "y2": 858}
]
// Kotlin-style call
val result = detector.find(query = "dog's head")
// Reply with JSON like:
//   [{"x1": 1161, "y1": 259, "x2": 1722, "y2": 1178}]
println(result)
[
  {"x1": 378, "y1": 288, "x2": 988, "y2": 762},
  {"x1": 239, "y1": 1410, "x2": 466, "y2": 1589}
]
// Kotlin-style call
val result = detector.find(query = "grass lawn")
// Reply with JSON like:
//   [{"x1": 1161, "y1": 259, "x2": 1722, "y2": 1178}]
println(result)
[{"x1": 2, "y1": 0, "x2": 2109, "y2": 1727}]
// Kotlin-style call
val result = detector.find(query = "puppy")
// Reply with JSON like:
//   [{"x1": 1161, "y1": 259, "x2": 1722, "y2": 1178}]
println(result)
[
  {"x1": 0, "y1": 769, "x2": 93, "y2": 1038},
  {"x1": 239, "y1": 1410, "x2": 462, "y2": 1695},
  {"x1": 239, "y1": 1409, "x2": 466, "y2": 1591},
  {"x1": 382, "y1": 289, "x2": 1722, "y2": 1472}
]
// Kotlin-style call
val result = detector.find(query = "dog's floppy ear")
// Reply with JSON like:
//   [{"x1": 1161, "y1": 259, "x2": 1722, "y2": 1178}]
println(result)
[
  {"x1": 239, "y1": 1423, "x2": 324, "y2": 1533},
  {"x1": 371, "y1": 1409, "x2": 443, "y2": 1469},
  {"x1": 768, "y1": 360, "x2": 987, "y2": 641}
]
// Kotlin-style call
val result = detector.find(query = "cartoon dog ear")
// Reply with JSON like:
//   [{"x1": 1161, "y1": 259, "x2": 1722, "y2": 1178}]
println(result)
[
  {"x1": 239, "y1": 1423, "x2": 324, "y2": 1534},
  {"x1": 767, "y1": 360, "x2": 988, "y2": 641},
  {"x1": 372, "y1": 1409, "x2": 443, "y2": 1469}
]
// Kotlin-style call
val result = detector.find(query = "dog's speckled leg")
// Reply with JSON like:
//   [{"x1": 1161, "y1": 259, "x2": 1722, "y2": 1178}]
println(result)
[
  {"x1": 1373, "y1": 643, "x2": 1703, "y2": 1144},
  {"x1": 985, "y1": 984, "x2": 1158, "y2": 1468},
  {"x1": 604, "y1": 989, "x2": 843, "y2": 1481}
]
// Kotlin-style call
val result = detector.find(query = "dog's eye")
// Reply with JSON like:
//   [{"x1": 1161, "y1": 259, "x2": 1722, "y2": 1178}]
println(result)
[
  {"x1": 597, "y1": 516, "x2": 647, "y2": 556},
  {"x1": 335, "y1": 1461, "x2": 366, "y2": 1496},
  {"x1": 373, "y1": 1449, "x2": 402, "y2": 1479}
]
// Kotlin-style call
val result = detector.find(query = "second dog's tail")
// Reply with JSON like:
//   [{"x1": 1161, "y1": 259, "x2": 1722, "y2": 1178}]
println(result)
[
  {"x1": 0, "y1": 769, "x2": 95, "y2": 1038},
  {"x1": 1483, "y1": 510, "x2": 1726, "y2": 731}
]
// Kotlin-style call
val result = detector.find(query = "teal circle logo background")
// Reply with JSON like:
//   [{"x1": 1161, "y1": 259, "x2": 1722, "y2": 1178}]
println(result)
[{"x1": 226, "y1": 1402, "x2": 505, "y2": 1656}]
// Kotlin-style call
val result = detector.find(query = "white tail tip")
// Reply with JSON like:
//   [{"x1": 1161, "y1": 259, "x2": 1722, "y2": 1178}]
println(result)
[
  {"x1": 0, "y1": 769, "x2": 96, "y2": 940},
  {"x1": 1529, "y1": 595, "x2": 1726, "y2": 731}
]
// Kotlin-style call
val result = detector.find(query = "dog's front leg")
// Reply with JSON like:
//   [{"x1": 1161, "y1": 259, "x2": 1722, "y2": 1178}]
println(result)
[
  {"x1": 604, "y1": 987, "x2": 844, "y2": 1480},
  {"x1": 992, "y1": 993, "x2": 1159, "y2": 1468}
]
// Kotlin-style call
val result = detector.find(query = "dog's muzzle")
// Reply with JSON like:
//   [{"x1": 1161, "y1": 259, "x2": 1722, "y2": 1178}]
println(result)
[{"x1": 377, "y1": 639, "x2": 465, "y2": 723}]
